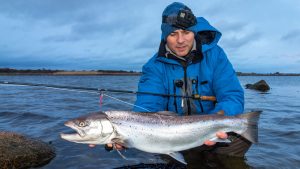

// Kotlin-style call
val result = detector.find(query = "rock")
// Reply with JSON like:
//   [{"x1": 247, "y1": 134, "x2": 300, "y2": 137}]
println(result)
[
  {"x1": 0, "y1": 131, "x2": 55, "y2": 169},
  {"x1": 245, "y1": 80, "x2": 270, "y2": 92}
]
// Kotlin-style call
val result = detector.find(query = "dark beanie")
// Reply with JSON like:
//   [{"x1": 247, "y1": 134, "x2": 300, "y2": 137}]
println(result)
[{"x1": 161, "y1": 2, "x2": 197, "y2": 40}]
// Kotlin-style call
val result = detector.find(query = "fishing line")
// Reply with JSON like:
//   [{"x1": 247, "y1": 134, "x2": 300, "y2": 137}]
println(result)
[
  {"x1": 0, "y1": 81, "x2": 217, "y2": 101},
  {"x1": 0, "y1": 83, "x2": 99, "y2": 95},
  {"x1": 0, "y1": 80, "x2": 217, "y2": 113},
  {"x1": 102, "y1": 93, "x2": 150, "y2": 112},
  {"x1": 0, "y1": 81, "x2": 150, "y2": 112},
  {"x1": 41, "y1": 87, "x2": 100, "y2": 95}
]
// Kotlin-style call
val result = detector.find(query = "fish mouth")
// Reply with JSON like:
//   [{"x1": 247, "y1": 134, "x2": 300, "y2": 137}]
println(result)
[
  {"x1": 60, "y1": 121, "x2": 86, "y2": 140},
  {"x1": 60, "y1": 132, "x2": 81, "y2": 140},
  {"x1": 60, "y1": 132, "x2": 90, "y2": 143}
]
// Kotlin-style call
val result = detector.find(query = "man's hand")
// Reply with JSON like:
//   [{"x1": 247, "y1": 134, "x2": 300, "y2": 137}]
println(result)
[
  {"x1": 105, "y1": 143, "x2": 125, "y2": 150},
  {"x1": 88, "y1": 143, "x2": 125, "y2": 151},
  {"x1": 204, "y1": 131, "x2": 228, "y2": 146},
  {"x1": 203, "y1": 110, "x2": 227, "y2": 146}
]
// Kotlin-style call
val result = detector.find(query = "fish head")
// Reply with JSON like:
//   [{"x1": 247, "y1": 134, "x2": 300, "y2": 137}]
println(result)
[{"x1": 60, "y1": 112, "x2": 114, "y2": 145}]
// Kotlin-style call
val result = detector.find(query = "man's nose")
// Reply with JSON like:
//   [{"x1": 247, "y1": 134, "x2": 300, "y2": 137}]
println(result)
[{"x1": 177, "y1": 33, "x2": 185, "y2": 43}]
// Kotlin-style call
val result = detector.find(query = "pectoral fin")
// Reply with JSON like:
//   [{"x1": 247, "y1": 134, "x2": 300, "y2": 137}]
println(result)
[
  {"x1": 209, "y1": 137, "x2": 231, "y2": 143},
  {"x1": 168, "y1": 152, "x2": 187, "y2": 165},
  {"x1": 111, "y1": 138, "x2": 128, "y2": 160},
  {"x1": 111, "y1": 138, "x2": 129, "y2": 147}
]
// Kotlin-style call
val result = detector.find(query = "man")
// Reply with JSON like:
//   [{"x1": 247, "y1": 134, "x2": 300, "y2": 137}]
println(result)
[
  {"x1": 133, "y1": 2, "x2": 250, "y2": 156},
  {"x1": 134, "y1": 2, "x2": 243, "y2": 116},
  {"x1": 105, "y1": 2, "x2": 250, "y2": 157}
]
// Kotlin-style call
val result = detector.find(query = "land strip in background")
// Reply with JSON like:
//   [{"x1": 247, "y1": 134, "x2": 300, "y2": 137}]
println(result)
[
  {"x1": 0, "y1": 68, "x2": 140, "y2": 76},
  {"x1": 1, "y1": 68, "x2": 300, "y2": 76}
]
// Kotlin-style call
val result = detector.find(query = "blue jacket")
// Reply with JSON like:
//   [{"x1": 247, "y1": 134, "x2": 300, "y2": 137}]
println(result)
[{"x1": 134, "y1": 17, "x2": 244, "y2": 116}]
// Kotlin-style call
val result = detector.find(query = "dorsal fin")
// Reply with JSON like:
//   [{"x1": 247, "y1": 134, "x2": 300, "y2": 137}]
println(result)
[{"x1": 156, "y1": 111, "x2": 178, "y2": 116}]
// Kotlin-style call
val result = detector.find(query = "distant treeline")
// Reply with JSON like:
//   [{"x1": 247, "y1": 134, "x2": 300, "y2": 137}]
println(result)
[
  {"x1": 236, "y1": 72, "x2": 300, "y2": 76},
  {"x1": 1, "y1": 68, "x2": 299, "y2": 76},
  {"x1": 96, "y1": 70, "x2": 137, "y2": 73},
  {"x1": 0, "y1": 68, "x2": 140, "y2": 75},
  {"x1": 0, "y1": 68, "x2": 60, "y2": 73}
]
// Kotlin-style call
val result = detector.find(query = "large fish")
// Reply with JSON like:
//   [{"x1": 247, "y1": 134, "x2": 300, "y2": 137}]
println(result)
[{"x1": 60, "y1": 111, "x2": 261, "y2": 164}]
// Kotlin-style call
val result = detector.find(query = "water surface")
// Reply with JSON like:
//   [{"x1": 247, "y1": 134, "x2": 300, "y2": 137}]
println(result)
[{"x1": 0, "y1": 75, "x2": 299, "y2": 168}]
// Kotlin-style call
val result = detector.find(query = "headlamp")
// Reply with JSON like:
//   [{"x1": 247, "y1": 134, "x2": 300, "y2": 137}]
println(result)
[{"x1": 163, "y1": 8, "x2": 197, "y2": 29}]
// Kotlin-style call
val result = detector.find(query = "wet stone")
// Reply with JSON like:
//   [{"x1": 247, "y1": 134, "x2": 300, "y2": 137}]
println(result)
[
  {"x1": 245, "y1": 80, "x2": 270, "y2": 92},
  {"x1": 0, "y1": 131, "x2": 55, "y2": 169}
]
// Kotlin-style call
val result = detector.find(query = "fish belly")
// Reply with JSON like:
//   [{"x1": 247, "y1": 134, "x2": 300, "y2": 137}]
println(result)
[{"x1": 114, "y1": 122, "x2": 220, "y2": 154}]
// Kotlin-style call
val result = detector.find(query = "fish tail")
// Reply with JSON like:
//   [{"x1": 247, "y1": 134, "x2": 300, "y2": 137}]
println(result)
[{"x1": 237, "y1": 111, "x2": 262, "y2": 143}]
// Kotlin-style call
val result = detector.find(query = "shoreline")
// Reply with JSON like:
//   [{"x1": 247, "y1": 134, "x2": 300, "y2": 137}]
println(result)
[
  {"x1": 0, "y1": 69, "x2": 141, "y2": 76},
  {"x1": 1, "y1": 73, "x2": 300, "y2": 76},
  {"x1": 0, "y1": 69, "x2": 300, "y2": 76},
  {"x1": 0, "y1": 72, "x2": 141, "y2": 76}
]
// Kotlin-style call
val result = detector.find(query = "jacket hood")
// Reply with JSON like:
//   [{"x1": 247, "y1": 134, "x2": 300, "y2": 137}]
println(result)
[
  {"x1": 191, "y1": 17, "x2": 222, "y2": 52},
  {"x1": 156, "y1": 17, "x2": 222, "y2": 65}
]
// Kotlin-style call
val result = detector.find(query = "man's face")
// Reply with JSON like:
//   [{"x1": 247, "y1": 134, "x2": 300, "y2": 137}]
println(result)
[{"x1": 166, "y1": 29, "x2": 195, "y2": 57}]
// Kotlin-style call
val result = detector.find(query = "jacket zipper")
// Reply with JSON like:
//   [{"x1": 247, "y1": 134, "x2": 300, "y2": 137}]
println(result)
[
  {"x1": 173, "y1": 80, "x2": 178, "y2": 113},
  {"x1": 183, "y1": 64, "x2": 191, "y2": 115},
  {"x1": 196, "y1": 76, "x2": 204, "y2": 113}
]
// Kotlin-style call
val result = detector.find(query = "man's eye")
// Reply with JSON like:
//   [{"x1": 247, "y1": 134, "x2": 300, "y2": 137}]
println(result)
[{"x1": 183, "y1": 31, "x2": 191, "y2": 35}]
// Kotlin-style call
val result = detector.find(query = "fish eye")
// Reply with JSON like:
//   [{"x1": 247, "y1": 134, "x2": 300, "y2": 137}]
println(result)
[{"x1": 78, "y1": 121, "x2": 86, "y2": 127}]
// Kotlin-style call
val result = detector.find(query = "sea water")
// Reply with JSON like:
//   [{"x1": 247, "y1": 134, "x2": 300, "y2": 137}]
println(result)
[{"x1": 0, "y1": 75, "x2": 299, "y2": 169}]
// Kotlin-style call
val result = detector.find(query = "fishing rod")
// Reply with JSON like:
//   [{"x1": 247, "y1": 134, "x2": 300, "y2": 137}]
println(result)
[{"x1": 0, "y1": 81, "x2": 216, "y2": 101}]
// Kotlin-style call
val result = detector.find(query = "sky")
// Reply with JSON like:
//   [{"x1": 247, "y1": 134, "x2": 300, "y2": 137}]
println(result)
[{"x1": 0, "y1": 0, "x2": 300, "y2": 73}]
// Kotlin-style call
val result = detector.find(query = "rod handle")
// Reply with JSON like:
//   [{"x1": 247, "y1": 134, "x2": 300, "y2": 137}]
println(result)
[{"x1": 193, "y1": 94, "x2": 216, "y2": 101}]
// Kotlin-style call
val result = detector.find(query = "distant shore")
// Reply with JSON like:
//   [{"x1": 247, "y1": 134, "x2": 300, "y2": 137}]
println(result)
[
  {"x1": 0, "y1": 68, "x2": 300, "y2": 76},
  {"x1": 0, "y1": 72, "x2": 141, "y2": 76},
  {"x1": 0, "y1": 68, "x2": 141, "y2": 76},
  {"x1": 236, "y1": 72, "x2": 300, "y2": 76}
]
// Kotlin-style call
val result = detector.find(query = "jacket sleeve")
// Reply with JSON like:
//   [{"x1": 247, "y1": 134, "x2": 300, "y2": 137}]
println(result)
[
  {"x1": 209, "y1": 47, "x2": 244, "y2": 115},
  {"x1": 133, "y1": 61, "x2": 167, "y2": 112}
]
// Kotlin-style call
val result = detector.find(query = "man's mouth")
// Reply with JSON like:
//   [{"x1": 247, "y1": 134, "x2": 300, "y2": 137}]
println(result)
[{"x1": 176, "y1": 46, "x2": 187, "y2": 51}]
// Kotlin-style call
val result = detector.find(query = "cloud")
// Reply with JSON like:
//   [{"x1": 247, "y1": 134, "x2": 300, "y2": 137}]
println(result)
[
  {"x1": 281, "y1": 29, "x2": 300, "y2": 42},
  {"x1": 221, "y1": 30, "x2": 262, "y2": 51},
  {"x1": 0, "y1": 55, "x2": 65, "y2": 69},
  {"x1": 216, "y1": 21, "x2": 248, "y2": 33},
  {"x1": 1, "y1": 0, "x2": 300, "y2": 73},
  {"x1": 0, "y1": 0, "x2": 97, "y2": 25}
]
